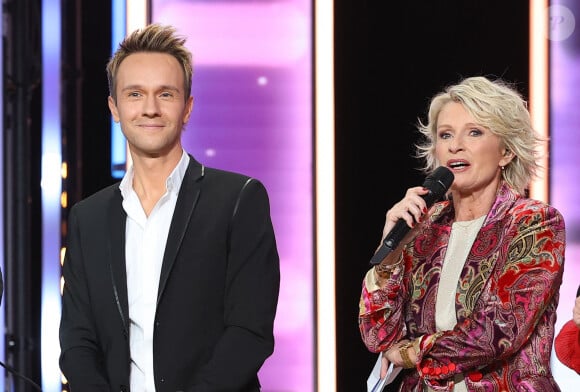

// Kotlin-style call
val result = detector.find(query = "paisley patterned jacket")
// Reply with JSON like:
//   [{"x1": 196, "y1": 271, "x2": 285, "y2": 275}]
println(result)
[{"x1": 359, "y1": 182, "x2": 566, "y2": 391}]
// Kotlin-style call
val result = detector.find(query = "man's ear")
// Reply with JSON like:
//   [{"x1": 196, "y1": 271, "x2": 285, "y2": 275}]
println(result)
[
  {"x1": 108, "y1": 96, "x2": 120, "y2": 122},
  {"x1": 182, "y1": 95, "x2": 194, "y2": 124}
]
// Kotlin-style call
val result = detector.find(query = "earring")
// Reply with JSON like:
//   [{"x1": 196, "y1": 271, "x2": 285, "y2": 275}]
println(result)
[{"x1": 500, "y1": 166, "x2": 505, "y2": 171}]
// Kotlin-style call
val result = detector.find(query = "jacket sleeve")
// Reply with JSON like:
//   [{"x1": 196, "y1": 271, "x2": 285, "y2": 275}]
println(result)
[
  {"x1": 554, "y1": 320, "x2": 580, "y2": 374},
  {"x1": 358, "y1": 252, "x2": 410, "y2": 353},
  {"x1": 59, "y1": 205, "x2": 112, "y2": 392},
  {"x1": 417, "y1": 204, "x2": 566, "y2": 382},
  {"x1": 187, "y1": 179, "x2": 280, "y2": 391},
  {"x1": 358, "y1": 205, "x2": 444, "y2": 353}
]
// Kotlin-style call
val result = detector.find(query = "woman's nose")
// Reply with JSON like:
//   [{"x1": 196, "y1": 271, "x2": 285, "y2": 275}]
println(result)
[{"x1": 448, "y1": 137, "x2": 464, "y2": 153}]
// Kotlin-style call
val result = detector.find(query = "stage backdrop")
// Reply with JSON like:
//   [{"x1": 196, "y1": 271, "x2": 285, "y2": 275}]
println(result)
[
  {"x1": 550, "y1": 1, "x2": 580, "y2": 390},
  {"x1": 151, "y1": 1, "x2": 315, "y2": 391}
]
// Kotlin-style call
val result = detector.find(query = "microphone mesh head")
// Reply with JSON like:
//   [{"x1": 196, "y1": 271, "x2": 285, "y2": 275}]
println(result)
[{"x1": 422, "y1": 166, "x2": 454, "y2": 205}]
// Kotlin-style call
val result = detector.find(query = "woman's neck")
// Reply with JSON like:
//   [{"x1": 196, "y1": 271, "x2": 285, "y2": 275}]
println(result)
[{"x1": 451, "y1": 187, "x2": 497, "y2": 222}]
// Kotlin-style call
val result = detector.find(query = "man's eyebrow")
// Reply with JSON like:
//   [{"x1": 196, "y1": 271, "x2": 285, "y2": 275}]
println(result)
[{"x1": 120, "y1": 84, "x2": 181, "y2": 93}]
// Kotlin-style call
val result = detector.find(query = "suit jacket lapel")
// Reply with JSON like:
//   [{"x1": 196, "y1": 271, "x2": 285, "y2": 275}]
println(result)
[
  {"x1": 456, "y1": 183, "x2": 518, "y2": 319},
  {"x1": 108, "y1": 189, "x2": 130, "y2": 335},
  {"x1": 157, "y1": 157, "x2": 204, "y2": 304}
]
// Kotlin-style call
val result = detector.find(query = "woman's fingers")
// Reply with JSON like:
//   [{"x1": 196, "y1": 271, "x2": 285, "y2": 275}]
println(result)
[{"x1": 383, "y1": 187, "x2": 431, "y2": 238}]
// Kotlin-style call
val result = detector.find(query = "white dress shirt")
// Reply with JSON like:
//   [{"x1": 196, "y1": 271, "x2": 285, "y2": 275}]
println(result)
[
  {"x1": 119, "y1": 151, "x2": 189, "y2": 392},
  {"x1": 432, "y1": 215, "x2": 485, "y2": 392}
]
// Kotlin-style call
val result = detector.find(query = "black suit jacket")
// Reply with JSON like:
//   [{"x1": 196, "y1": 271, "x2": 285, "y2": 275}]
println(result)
[{"x1": 59, "y1": 157, "x2": 280, "y2": 392}]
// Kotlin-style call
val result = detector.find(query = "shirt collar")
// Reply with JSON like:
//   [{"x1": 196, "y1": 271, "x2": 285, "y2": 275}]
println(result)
[
  {"x1": 119, "y1": 150, "x2": 190, "y2": 199},
  {"x1": 166, "y1": 150, "x2": 190, "y2": 195}
]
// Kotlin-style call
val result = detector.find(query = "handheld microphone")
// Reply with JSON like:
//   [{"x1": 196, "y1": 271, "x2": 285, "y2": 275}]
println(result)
[{"x1": 369, "y1": 166, "x2": 454, "y2": 265}]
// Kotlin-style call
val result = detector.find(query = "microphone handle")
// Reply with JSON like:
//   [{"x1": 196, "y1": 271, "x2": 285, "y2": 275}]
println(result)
[
  {"x1": 368, "y1": 166, "x2": 454, "y2": 267},
  {"x1": 369, "y1": 219, "x2": 411, "y2": 265}
]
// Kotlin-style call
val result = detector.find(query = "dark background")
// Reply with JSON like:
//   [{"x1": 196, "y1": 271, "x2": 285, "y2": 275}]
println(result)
[{"x1": 5, "y1": 0, "x2": 530, "y2": 390}]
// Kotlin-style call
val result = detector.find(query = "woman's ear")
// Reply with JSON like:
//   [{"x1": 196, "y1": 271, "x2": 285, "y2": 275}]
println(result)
[{"x1": 499, "y1": 148, "x2": 514, "y2": 167}]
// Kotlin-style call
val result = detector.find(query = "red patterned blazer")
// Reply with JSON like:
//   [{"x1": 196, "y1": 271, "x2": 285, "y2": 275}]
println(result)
[{"x1": 359, "y1": 182, "x2": 566, "y2": 391}]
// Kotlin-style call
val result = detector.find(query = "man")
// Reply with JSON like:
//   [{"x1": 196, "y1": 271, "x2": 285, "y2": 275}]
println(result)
[{"x1": 59, "y1": 23, "x2": 280, "y2": 392}]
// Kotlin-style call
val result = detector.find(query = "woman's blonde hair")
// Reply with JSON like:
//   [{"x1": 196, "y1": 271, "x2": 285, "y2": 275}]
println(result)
[{"x1": 416, "y1": 76, "x2": 544, "y2": 195}]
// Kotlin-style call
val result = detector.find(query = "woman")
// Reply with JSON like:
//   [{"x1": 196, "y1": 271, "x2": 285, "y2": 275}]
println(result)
[
  {"x1": 554, "y1": 285, "x2": 580, "y2": 374},
  {"x1": 359, "y1": 76, "x2": 566, "y2": 391}
]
